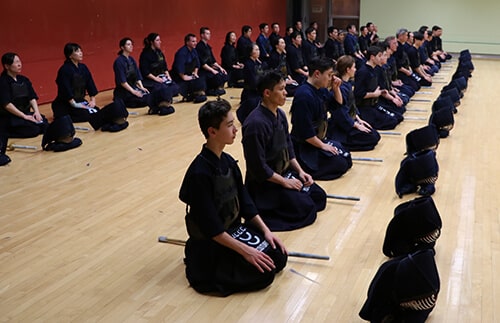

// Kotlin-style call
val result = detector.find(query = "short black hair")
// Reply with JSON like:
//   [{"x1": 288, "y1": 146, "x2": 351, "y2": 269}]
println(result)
[
  {"x1": 418, "y1": 25, "x2": 429, "y2": 34},
  {"x1": 63, "y1": 43, "x2": 81, "y2": 60},
  {"x1": 308, "y1": 57, "x2": 335, "y2": 76},
  {"x1": 1, "y1": 52, "x2": 18, "y2": 69},
  {"x1": 270, "y1": 36, "x2": 283, "y2": 49},
  {"x1": 198, "y1": 99, "x2": 232, "y2": 139},
  {"x1": 413, "y1": 31, "x2": 424, "y2": 41},
  {"x1": 290, "y1": 31, "x2": 302, "y2": 40},
  {"x1": 259, "y1": 23, "x2": 268, "y2": 30},
  {"x1": 257, "y1": 71, "x2": 284, "y2": 95},
  {"x1": 305, "y1": 26, "x2": 316, "y2": 35},
  {"x1": 200, "y1": 27, "x2": 210, "y2": 35},
  {"x1": 366, "y1": 46, "x2": 383, "y2": 59},
  {"x1": 184, "y1": 33, "x2": 196, "y2": 44},
  {"x1": 242, "y1": 25, "x2": 252, "y2": 34}
]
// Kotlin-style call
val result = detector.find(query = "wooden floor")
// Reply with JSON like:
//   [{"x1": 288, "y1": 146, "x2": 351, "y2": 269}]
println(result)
[{"x1": 1, "y1": 58, "x2": 499, "y2": 322}]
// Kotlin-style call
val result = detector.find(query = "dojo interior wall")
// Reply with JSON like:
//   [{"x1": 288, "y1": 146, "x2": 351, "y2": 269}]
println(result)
[
  {"x1": 0, "y1": 0, "x2": 286, "y2": 104},
  {"x1": 360, "y1": 0, "x2": 500, "y2": 56}
]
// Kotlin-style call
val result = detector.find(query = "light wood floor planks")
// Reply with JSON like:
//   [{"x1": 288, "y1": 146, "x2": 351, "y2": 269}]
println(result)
[{"x1": 1, "y1": 58, "x2": 499, "y2": 322}]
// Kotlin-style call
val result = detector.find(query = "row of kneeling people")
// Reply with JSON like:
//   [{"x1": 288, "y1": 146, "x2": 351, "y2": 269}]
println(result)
[
  {"x1": 0, "y1": 24, "x2": 451, "y2": 165},
  {"x1": 0, "y1": 29, "x2": 231, "y2": 164},
  {"x1": 177, "y1": 48, "x2": 473, "y2": 310}
]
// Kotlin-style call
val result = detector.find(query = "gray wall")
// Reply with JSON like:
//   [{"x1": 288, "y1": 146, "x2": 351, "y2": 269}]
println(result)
[{"x1": 360, "y1": 0, "x2": 500, "y2": 55}]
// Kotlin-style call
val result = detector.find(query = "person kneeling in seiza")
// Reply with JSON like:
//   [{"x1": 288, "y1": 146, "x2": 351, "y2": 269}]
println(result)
[
  {"x1": 242, "y1": 71, "x2": 326, "y2": 231},
  {"x1": 179, "y1": 99, "x2": 287, "y2": 296}
]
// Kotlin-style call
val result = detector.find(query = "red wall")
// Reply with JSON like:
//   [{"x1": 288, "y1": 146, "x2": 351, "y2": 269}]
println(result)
[{"x1": 0, "y1": 0, "x2": 286, "y2": 104}]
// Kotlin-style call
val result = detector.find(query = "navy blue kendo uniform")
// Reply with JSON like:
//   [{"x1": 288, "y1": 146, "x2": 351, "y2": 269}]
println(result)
[
  {"x1": 242, "y1": 104, "x2": 326, "y2": 231},
  {"x1": 236, "y1": 35, "x2": 253, "y2": 63},
  {"x1": 406, "y1": 45, "x2": 432, "y2": 86},
  {"x1": 268, "y1": 32, "x2": 281, "y2": 50},
  {"x1": 375, "y1": 64, "x2": 408, "y2": 115},
  {"x1": 179, "y1": 145, "x2": 287, "y2": 296},
  {"x1": 430, "y1": 36, "x2": 451, "y2": 61},
  {"x1": 52, "y1": 60, "x2": 100, "y2": 122},
  {"x1": 285, "y1": 44, "x2": 307, "y2": 85},
  {"x1": 354, "y1": 63, "x2": 402, "y2": 130},
  {"x1": 394, "y1": 42, "x2": 421, "y2": 92},
  {"x1": 220, "y1": 42, "x2": 244, "y2": 88},
  {"x1": 268, "y1": 50, "x2": 298, "y2": 97},
  {"x1": 344, "y1": 32, "x2": 358, "y2": 57},
  {"x1": 327, "y1": 80, "x2": 380, "y2": 151},
  {"x1": 302, "y1": 39, "x2": 319, "y2": 66},
  {"x1": 171, "y1": 45, "x2": 206, "y2": 102},
  {"x1": 344, "y1": 32, "x2": 365, "y2": 67},
  {"x1": 138, "y1": 47, "x2": 179, "y2": 103},
  {"x1": 52, "y1": 60, "x2": 128, "y2": 131},
  {"x1": 256, "y1": 33, "x2": 272, "y2": 61},
  {"x1": 196, "y1": 40, "x2": 228, "y2": 95},
  {"x1": 419, "y1": 43, "x2": 439, "y2": 75},
  {"x1": 290, "y1": 82, "x2": 352, "y2": 180},
  {"x1": 236, "y1": 58, "x2": 267, "y2": 124},
  {"x1": 323, "y1": 38, "x2": 340, "y2": 61},
  {"x1": 358, "y1": 34, "x2": 369, "y2": 56},
  {"x1": 113, "y1": 54, "x2": 174, "y2": 115},
  {"x1": 386, "y1": 55, "x2": 415, "y2": 98},
  {"x1": 0, "y1": 71, "x2": 48, "y2": 138}
]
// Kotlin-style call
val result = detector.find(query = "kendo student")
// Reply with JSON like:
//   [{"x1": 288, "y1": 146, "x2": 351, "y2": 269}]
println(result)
[
  {"x1": 285, "y1": 31, "x2": 308, "y2": 85},
  {"x1": 384, "y1": 36, "x2": 416, "y2": 99},
  {"x1": 256, "y1": 23, "x2": 272, "y2": 62},
  {"x1": 242, "y1": 71, "x2": 327, "y2": 231},
  {"x1": 301, "y1": 27, "x2": 319, "y2": 66},
  {"x1": 267, "y1": 37, "x2": 299, "y2": 97},
  {"x1": 114, "y1": 37, "x2": 174, "y2": 116},
  {"x1": 358, "y1": 26, "x2": 370, "y2": 57},
  {"x1": 419, "y1": 30, "x2": 440, "y2": 75},
  {"x1": 353, "y1": 46, "x2": 403, "y2": 130},
  {"x1": 374, "y1": 45, "x2": 407, "y2": 115},
  {"x1": 171, "y1": 34, "x2": 207, "y2": 103},
  {"x1": 139, "y1": 33, "x2": 179, "y2": 109},
  {"x1": 52, "y1": 43, "x2": 128, "y2": 132},
  {"x1": 394, "y1": 29, "x2": 421, "y2": 92},
  {"x1": 406, "y1": 31, "x2": 432, "y2": 86},
  {"x1": 290, "y1": 57, "x2": 352, "y2": 180},
  {"x1": 196, "y1": 27, "x2": 228, "y2": 96},
  {"x1": 179, "y1": 99, "x2": 287, "y2": 296},
  {"x1": 323, "y1": 26, "x2": 341, "y2": 62},
  {"x1": 0, "y1": 52, "x2": 48, "y2": 139},
  {"x1": 344, "y1": 24, "x2": 365, "y2": 64},
  {"x1": 236, "y1": 25, "x2": 253, "y2": 63},
  {"x1": 327, "y1": 55, "x2": 380, "y2": 151},
  {"x1": 236, "y1": 43, "x2": 268, "y2": 124},
  {"x1": 268, "y1": 23, "x2": 281, "y2": 50},
  {"x1": 431, "y1": 25, "x2": 452, "y2": 61},
  {"x1": 220, "y1": 31, "x2": 245, "y2": 88}
]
